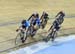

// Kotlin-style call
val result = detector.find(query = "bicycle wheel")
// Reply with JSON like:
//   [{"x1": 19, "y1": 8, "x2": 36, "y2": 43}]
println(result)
[
  {"x1": 15, "y1": 31, "x2": 27, "y2": 45},
  {"x1": 50, "y1": 31, "x2": 57, "y2": 42},
  {"x1": 43, "y1": 33, "x2": 51, "y2": 42},
  {"x1": 15, "y1": 32, "x2": 23, "y2": 45}
]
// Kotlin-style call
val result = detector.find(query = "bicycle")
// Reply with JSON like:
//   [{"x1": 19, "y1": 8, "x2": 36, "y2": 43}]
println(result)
[
  {"x1": 15, "y1": 28, "x2": 27, "y2": 45},
  {"x1": 43, "y1": 28, "x2": 57, "y2": 42},
  {"x1": 15, "y1": 25, "x2": 39, "y2": 45}
]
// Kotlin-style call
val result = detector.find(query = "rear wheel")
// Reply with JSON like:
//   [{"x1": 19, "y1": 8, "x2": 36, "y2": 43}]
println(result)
[{"x1": 50, "y1": 31, "x2": 57, "y2": 42}]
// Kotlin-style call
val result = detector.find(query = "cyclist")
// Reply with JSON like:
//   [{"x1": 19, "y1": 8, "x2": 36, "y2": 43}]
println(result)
[
  {"x1": 27, "y1": 13, "x2": 41, "y2": 37},
  {"x1": 40, "y1": 11, "x2": 49, "y2": 29},
  {"x1": 16, "y1": 20, "x2": 30, "y2": 43},
  {"x1": 44, "y1": 19, "x2": 60, "y2": 42},
  {"x1": 55, "y1": 11, "x2": 65, "y2": 24},
  {"x1": 30, "y1": 13, "x2": 41, "y2": 37},
  {"x1": 40, "y1": 11, "x2": 49, "y2": 22}
]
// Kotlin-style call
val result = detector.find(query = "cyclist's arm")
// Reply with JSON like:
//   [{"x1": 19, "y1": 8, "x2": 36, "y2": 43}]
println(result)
[
  {"x1": 48, "y1": 21, "x2": 56, "y2": 32},
  {"x1": 16, "y1": 25, "x2": 22, "y2": 32},
  {"x1": 48, "y1": 24, "x2": 53, "y2": 32},
  {"x1": 28, "y1": 15, "x2": 32, "y2": 21},
  {"x1": 25, "y1": 27, "x2": 28, "y2": 32},
  {"x1": 40, "y1": 15, "x2": 43, "y2": 20},
  {"x1": 55, "y1": 12, "x2": 60, "y2": 17}
]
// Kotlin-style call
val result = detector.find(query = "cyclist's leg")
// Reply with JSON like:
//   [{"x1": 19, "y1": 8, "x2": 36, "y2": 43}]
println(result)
[
  {"x1": 42, "y1": 19, "x2": 46, "y2": 29},
  {"x1": 61, "y1": 18, "x2": 64, "y2": 24},
  {"x1": 43, "y1": 19, "x2": 47, "y2": 28},
  {"x1": 31, "y1": 26, "x2": 37, "y2": 37},
  {"x1": 21, "y1": 27, "x2": 27, "y2": 43},
  {"x1": 28, "y1": 25, "x2": 35, "y2": 37},
  {"x1": 51, "y1": 29, "x2": 57, "y2": 42},
  {"x1": 59, "y1": 16, "x2": 64, "y2": 24},
  {"x1": 20, "y1": 30, "x2": 25, "y2": 40},
  {"x1": 19, "y1": 27, "x2": 25, "y2": 40},
  {"x1": 51, "y1": 26, "x2": 60, "y2": 42},
  {"x1": 20, "y1": 30, "x2": 25, "y2": 43}
]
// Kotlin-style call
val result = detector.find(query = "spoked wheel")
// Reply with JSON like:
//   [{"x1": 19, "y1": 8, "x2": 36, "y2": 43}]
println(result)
[
  {"x1": 43, "y1": 31, "x2": 57, "y2": 42},
  {"x1": 43, "y1": 33, "x2": 51, "y2": 42},
  {"x1": 15, "y1": 31, "x2": 27, "y2": 45},
  {"x1": 49, "y1": 31, "x2": 57, "y2": 42}
]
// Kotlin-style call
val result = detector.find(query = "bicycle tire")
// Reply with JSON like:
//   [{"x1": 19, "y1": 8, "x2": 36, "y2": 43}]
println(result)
[
  {"x1": 15, "y1": 32, "x2": 23, "y2": 45},
  {"x1": 15, "y1": 31, "x2": 27, "y2": 45}
]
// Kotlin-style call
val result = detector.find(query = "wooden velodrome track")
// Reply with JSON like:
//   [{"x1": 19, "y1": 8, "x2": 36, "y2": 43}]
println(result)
[
  {"x1": 0, "y1": 17, "x2": 75, "y2": 54},
  {"x1": 0, "y1": 0, "x2": 75, "y2": 54}
]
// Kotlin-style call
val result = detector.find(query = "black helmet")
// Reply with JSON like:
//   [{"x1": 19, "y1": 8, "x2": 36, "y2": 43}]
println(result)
[
  {"x1": 36, "y1": 13, "x2": 39, "y2": 18},
  {"x1": 21, "y1": 20, "x2": 26, "y2": 24}
]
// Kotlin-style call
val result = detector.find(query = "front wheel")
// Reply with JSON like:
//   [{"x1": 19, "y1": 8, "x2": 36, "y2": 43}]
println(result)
[
  {"x1": 43, "y1": 31, "x2": 57, "y2": 42},
  {"x1": 15, "y1": 31, "x2": 27, "y2": 45}
]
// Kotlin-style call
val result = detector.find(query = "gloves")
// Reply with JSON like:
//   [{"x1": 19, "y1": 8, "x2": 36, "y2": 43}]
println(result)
[{"x1": 16, "y1": 29, "x2": 19, "y2": 32}]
